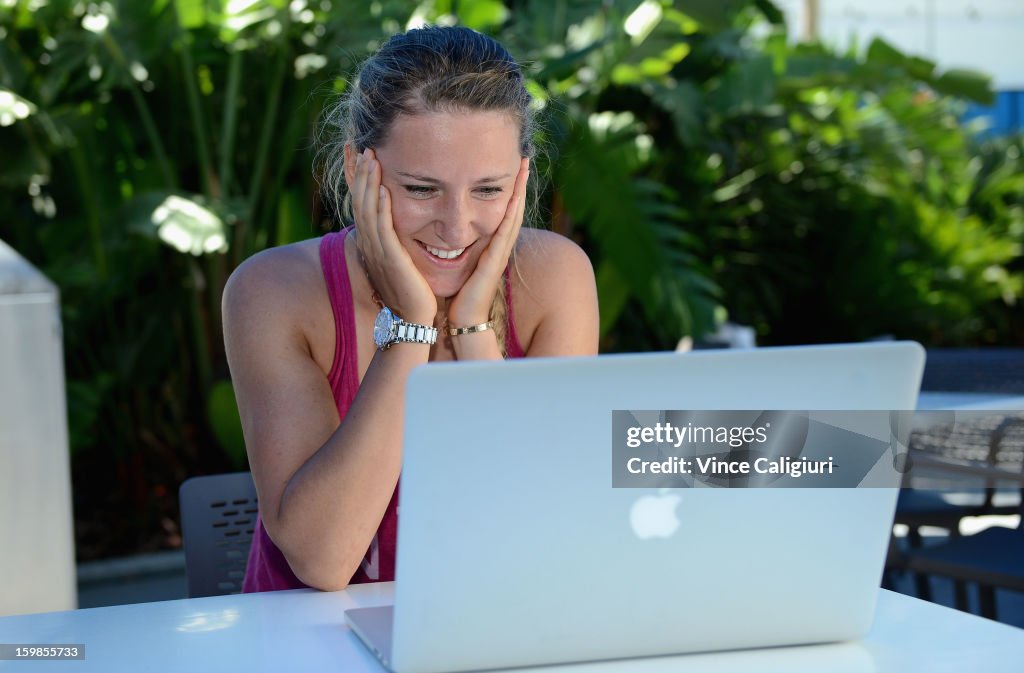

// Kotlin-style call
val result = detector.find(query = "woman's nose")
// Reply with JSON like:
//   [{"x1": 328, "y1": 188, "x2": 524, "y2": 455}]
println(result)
[{"x1": 437, "y1": 192, "x2": 474, "y2": 244}]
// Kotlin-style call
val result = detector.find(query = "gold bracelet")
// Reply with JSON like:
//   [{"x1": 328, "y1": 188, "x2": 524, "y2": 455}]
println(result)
[{"x1": 448, "y1": 320, "x2": 494, "y2": 337}]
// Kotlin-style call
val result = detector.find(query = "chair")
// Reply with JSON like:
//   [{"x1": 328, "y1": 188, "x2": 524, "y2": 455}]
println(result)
[
  {"x1": 887, "y1": 489, "x2": 984, "y2": 598},
  {"x1": 179, "y1": 472, "x2": 259, "y2": 598},
  {"x1": 900, "y1": 349, "x2": 1024, "y2": 521},
  {"x1": 901, "y1": 411, "x2": 1022, "y2": 519},
  {"x1": 902, "y1": 416, "x2": 1024, "y2": 620},
  {"x1": 887, "y1": 349, "x2": 1024, "y2": 601},
  {"x1": 904, "y1": 504, "x2": 1024, "y2": 620}
]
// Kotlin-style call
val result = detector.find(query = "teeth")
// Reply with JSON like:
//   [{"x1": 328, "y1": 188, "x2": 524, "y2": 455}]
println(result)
[{"x1": 426, "y1": 245, "x2": 466, "y2": 260}]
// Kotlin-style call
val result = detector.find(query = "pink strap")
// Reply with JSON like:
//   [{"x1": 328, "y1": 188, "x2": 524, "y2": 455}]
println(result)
[{"x1": 504, "y1": 264, "x2": 525, "y2": 358}]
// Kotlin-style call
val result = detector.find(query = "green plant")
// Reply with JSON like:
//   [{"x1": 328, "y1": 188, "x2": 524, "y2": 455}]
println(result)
[
  {"x1": 0, "y1": 0, "x2": 414, "y2": 557},
  {"x1": 2, "y1": 0, "x2": 1020, "y2": 560},
  {"x1": 499, "y1": 0, "x2": 1020, "y2": 347}
]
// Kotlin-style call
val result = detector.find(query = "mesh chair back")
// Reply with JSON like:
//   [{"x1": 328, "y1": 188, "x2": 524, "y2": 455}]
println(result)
[{"x1": 179, "y1": 472, "x2": 258, "y2": 597}]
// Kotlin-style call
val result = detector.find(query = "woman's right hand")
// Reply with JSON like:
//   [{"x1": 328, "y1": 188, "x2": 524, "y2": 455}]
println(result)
[{"x1": 351, "y1": 147, "x2": 437, "y2": 325}]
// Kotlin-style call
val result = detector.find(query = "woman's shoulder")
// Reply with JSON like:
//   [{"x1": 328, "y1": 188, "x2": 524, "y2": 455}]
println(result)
[
  {"x1": 512, "y1": 227, "x2": 595, "y2": 299},
  {"x1": 516, "y1": 225, "x2": 598, "y2": 280},
  {"x1": 223, "y1": 237, "x2": 327, "y2": 322}
]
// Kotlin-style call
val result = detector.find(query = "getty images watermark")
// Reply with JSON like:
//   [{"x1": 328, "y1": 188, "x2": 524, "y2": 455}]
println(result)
[{"x1": 610, "y1": 409, "x2": 993, "y2": 489}]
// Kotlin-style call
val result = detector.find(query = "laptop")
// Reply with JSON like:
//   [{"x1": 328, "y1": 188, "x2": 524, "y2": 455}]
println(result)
[{"x1": 346, "y1": 342, "x2": 925, "y2": 673}]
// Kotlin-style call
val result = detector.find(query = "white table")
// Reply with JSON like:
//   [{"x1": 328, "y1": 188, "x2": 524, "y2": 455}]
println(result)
[{"x1": 0, "y1": 583, "x2": 1022, "y2": 672}]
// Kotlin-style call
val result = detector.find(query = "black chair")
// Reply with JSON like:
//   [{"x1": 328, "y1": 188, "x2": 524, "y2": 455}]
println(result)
[
  {"x1": 901, "y1": 349, "x2": 1024, "y2": 519},
  {"x1": 888, "y1": 490, "x2": 982, "y2": 598},
  {"x1": 896, "y1": 411, "x2": 1022, "y2": 540},
  {"x1": 906, "y1": 514, "x2": 1024, "y2": 620},
  {"x1": 902, "y1": 416, "x2": 1024, "y2": 620},
  {"x1": 888, "y1": 349, "x2": 1024, "y2": 600},
  {"x1": 179, "y1": 472, "x2": 259, "y2": 598}
]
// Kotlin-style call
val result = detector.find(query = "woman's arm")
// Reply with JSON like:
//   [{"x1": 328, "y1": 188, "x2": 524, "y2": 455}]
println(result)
[
  {"x1": 226, "y1": 146, "x2": 444, "y2": 591},
  {"x1": 223, "y1": 248, "x2": 426, "y2": 591}
]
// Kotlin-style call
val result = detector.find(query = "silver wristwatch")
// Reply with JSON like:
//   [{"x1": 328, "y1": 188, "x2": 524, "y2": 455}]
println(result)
[{"x1": 373, "y1": 306, "x2": 437, "y2": 350}]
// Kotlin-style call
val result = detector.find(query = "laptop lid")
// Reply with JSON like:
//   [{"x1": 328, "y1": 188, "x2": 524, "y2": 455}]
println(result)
[{"x1": 389, "y1": 342, "x2": 924, "y2": 673}]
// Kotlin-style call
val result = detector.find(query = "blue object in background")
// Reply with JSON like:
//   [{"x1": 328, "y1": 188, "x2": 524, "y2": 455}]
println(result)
[{"x1": 964, "y1": 90, "x2": 1023, "y2": 137}]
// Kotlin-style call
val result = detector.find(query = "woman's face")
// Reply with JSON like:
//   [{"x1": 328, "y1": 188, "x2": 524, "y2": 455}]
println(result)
[{"x1": 373, "y1": 110, "x2": 523, "y2": 299}]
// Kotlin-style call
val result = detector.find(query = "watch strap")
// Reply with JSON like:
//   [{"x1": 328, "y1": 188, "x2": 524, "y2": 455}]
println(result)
[
  {"x1": 374, "y1": 305, "x2": 437, "y2": 350},
  {"x1": 394, "y1": 320, "x2": 438, "y2": 345}
]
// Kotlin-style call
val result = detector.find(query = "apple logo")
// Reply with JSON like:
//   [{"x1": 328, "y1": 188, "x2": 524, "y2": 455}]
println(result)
[{"x1": 629, "y1": 490, "x2": 682, "y2": 539}]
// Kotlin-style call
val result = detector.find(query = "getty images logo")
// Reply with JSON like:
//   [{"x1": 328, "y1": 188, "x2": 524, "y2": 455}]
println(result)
[{"x1": 629, "y1": 489, "x2": 682, "y2": 539}]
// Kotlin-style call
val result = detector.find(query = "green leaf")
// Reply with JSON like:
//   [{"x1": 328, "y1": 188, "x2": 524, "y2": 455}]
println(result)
[
  {"x1": 752, "y1": 0, "x2": 784, "y2": 26},
  {"x1": 276, "y1": 187, "x2": 313, "y2": 245},
  {"x1": 674, "y1": 0, "x2": 750, "y2": 32},
  {"x1": 458, "y1": 0, "x2": 509, "y2": 32},
  {"x1": 174, "y1": 0, "x2": 206, "y2": 29},
  {"x1": 557, "y1": 119, "x2": 658, "y2": 302},
  {"x1": 0, "y1": 88, "x2": 36, "y2": 126},
  {"x1": 0, "y1": 121, "x2": 50, "y2": 188},
  {"x1": 610, "y1": 64, "x2": 644, "y2": 85},
  {"x1": 783, "y1": 51, "x2": 858, "y2": 82},
  {"x1": 712, "y1": 168, "x2": 759, "y2": 203},
  {"x1": 214, "y1": 0, "x2": 279, "y2": 43},
  {"x1": 66, "y1": 376, "x2": 115, "y2": 458},
  {"x1": 126, "y1": 191, "x2": 230, "y2": 255},
  {"x1": 709, "y1": 55, "x2": 775, "y2": 116},
  {"x1": 932, "y1": 68, "x2": 994, "y2": 105},
  {"x1": 555, "y1": 113, "x2": 717, "y2": 341},
  {"x1": 651, "y1": 81, "x2": 704, "y2": 146},
  {"x1": 866, "y1": 37, "x2": 906, "y2": 68},
  {"x1": 596, "y1": 261, "x2": 630, "y2": 336},
  {"x1": 905, "y1": 55, "x2": 936, "y2": 81},
  {"x1": 535, "y1": 40, "x2": 608, "y2": 82}
]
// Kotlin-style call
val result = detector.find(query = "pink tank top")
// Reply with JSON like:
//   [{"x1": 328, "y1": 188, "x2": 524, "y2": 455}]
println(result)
[{"x1": 242, "y1": 231, "x2": 525, "y2": 592}]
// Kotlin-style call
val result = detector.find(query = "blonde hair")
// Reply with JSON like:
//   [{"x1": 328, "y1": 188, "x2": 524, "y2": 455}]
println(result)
[{"x1": 317, "y1": 25, "x2": 542, "y2": 356}]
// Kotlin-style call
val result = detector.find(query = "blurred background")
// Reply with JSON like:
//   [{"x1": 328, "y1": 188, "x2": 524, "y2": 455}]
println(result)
[{"x1": 1, "y1": 0, "x2": 1021, "y2": 612}]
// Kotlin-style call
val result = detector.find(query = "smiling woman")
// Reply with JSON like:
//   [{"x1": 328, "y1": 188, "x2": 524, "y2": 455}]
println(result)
[
  {"x1": 349, "y1": 109, "x2": 523, "y2": 307},
  {"x1": 221, "y1": 25, "x2": 599, "y2": 593}
]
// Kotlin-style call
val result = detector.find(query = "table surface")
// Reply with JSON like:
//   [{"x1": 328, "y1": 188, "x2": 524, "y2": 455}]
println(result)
[
  {"x1": 1, "y1": 583, "x2": 1022, "y2": 673},
  {"x1": 3, "y1": 393, "x2": 1021, "y2": 672}
]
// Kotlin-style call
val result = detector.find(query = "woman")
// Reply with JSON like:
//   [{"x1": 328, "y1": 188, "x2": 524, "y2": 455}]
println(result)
[{"x1": 223, "y1": 25, "x2": 599, "y2": 592}]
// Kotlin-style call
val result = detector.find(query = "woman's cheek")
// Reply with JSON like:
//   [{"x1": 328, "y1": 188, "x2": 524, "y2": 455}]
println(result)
[
  {"x1": 480, "y1": 199, "x2": 508, "y2": 234},
  {"x1": 388, "y1": 198, "x2": 430, "y2": 231}
]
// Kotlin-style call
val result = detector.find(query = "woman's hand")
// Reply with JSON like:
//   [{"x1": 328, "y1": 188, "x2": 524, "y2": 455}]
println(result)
[
  {"x1": 446, "y1": 157, "x2": 529, "y2": 326},
  {"x1": 351, "y1": 147, "x2": 437, "y2": 325}
]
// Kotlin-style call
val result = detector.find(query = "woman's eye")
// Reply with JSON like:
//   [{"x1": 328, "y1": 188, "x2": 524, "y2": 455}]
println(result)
[{"x1": 402, "y1": 185, "x2": 503, "y2": 198}]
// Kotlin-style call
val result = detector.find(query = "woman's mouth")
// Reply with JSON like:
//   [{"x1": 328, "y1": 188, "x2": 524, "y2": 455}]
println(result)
[{"x1": 425, "y1": 244, "x2": 466, "y2": 260}]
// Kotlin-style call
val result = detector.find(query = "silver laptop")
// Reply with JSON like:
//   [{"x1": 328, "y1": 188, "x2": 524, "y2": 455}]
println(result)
[{"x1": 346, "y1": 342, "x2": 924, "y2": 673}]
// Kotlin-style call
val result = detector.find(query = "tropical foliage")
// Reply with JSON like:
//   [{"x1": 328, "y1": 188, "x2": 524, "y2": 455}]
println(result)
[{"x1": 1, "y1": 0, "x2": 1020, "y2": 558}]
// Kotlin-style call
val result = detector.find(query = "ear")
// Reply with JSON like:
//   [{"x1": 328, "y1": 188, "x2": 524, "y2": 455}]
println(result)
[{"x1": 343, "y1": 143, "x2": 357, "y2": 190}]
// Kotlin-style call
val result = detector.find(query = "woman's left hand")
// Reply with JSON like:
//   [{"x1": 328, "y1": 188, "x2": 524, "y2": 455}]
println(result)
[{"x1": 446, "y1": 157, "x2": 529, "y2": 326}]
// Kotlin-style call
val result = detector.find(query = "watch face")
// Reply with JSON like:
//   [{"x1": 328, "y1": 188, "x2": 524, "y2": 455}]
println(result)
[{"x1": 374, "y1": 307, "x2": 395, "y2": 348}]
